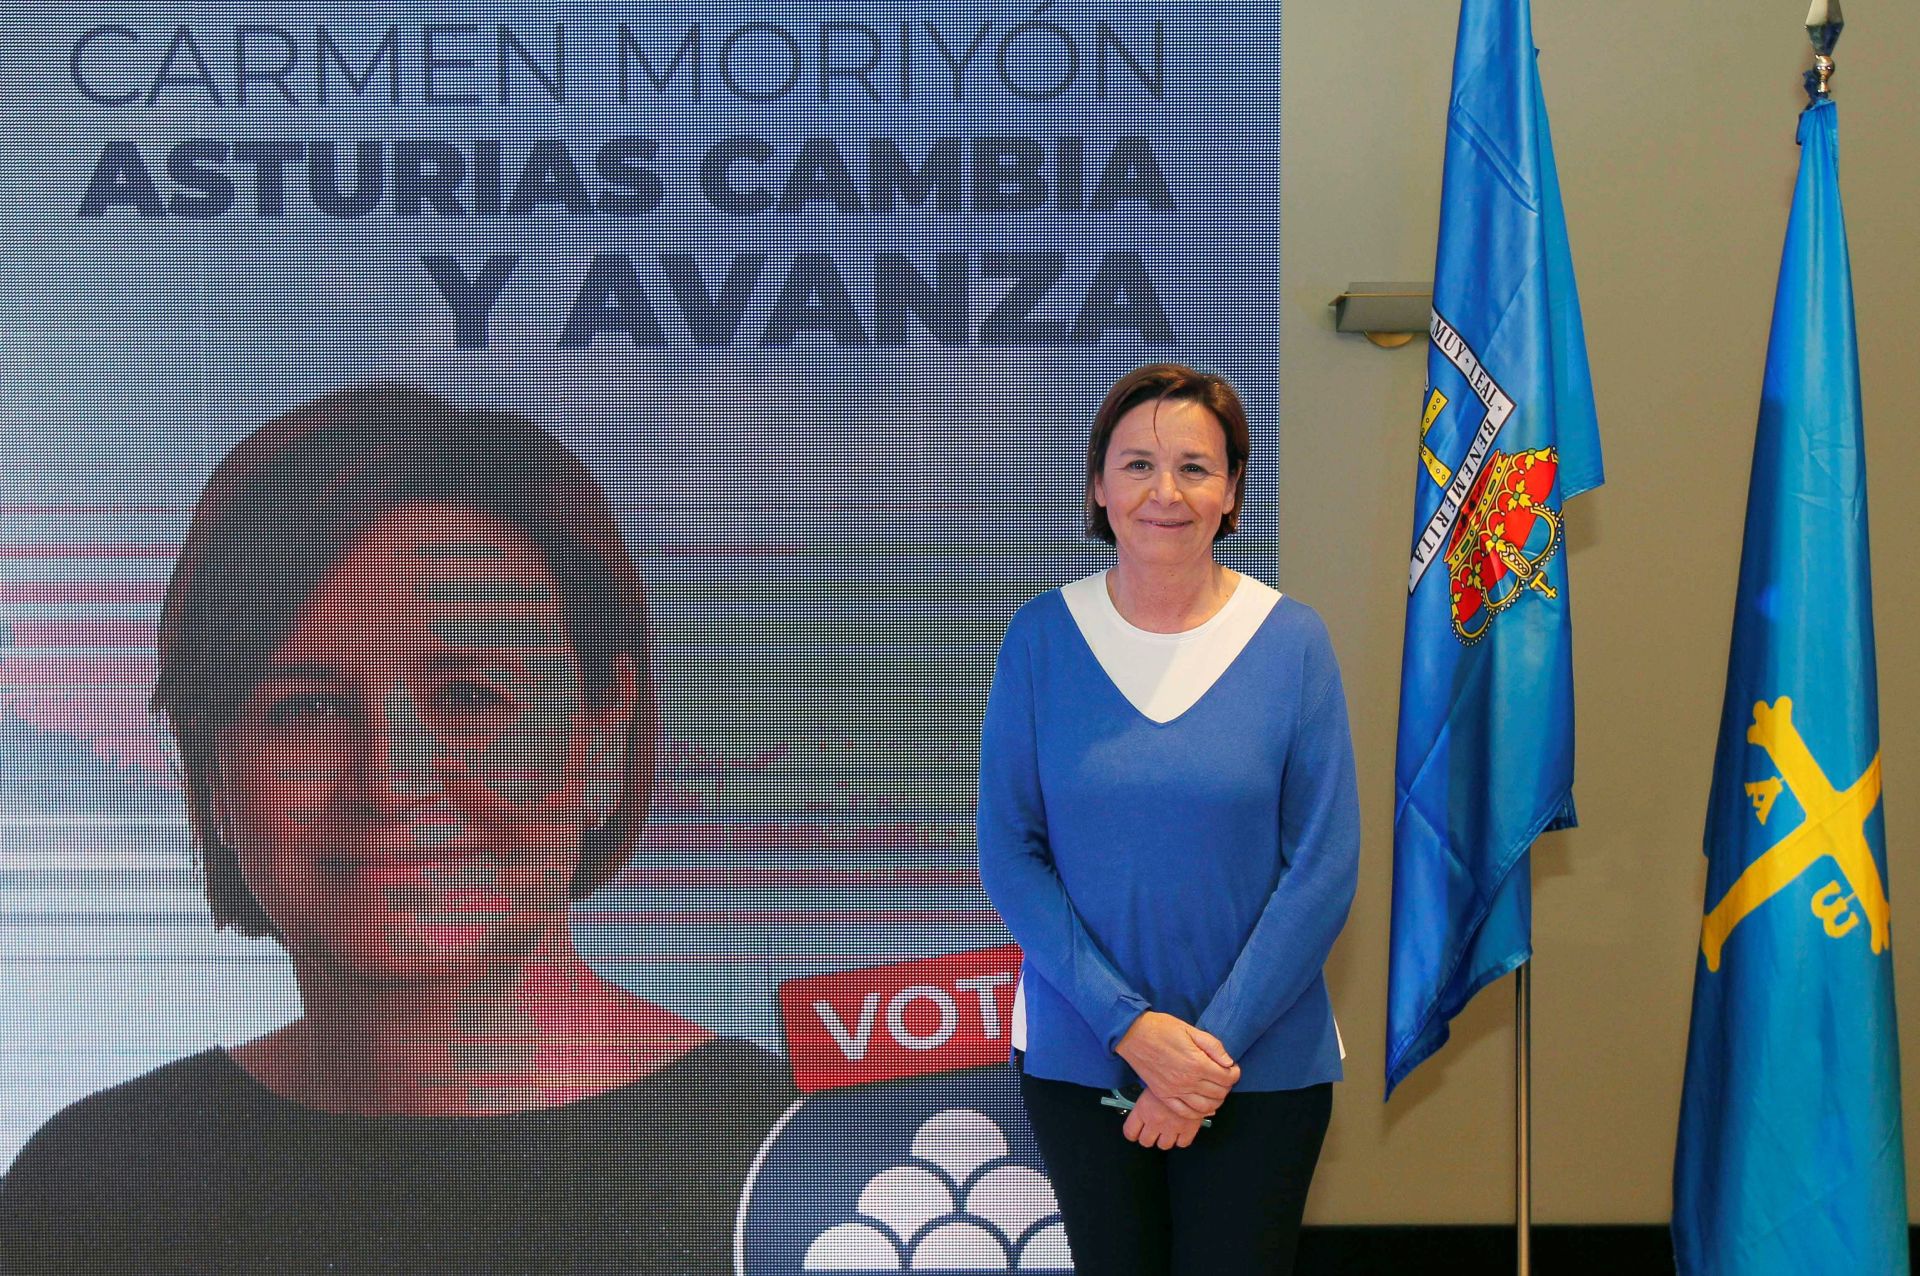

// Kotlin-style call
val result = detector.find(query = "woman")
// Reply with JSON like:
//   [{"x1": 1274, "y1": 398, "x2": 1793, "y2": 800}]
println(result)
[
  {"x1": 976, "y1": 363, "x2": 1360, "y2": 1274},
  {"x1": 0, "y1": 387, "x2": 793, "y2": 1274}
]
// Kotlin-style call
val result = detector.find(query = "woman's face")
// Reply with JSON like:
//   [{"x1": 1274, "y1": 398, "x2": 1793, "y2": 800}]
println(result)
[
  {"x1": 1094, "y1": 397, "x2": 1236, "y2": 568},
  {"x1": 213, "y1": 503, "x2": 631, "y2": 982}
]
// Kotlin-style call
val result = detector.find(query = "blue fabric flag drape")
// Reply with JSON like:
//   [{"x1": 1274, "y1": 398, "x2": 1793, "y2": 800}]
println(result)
[
  {"x1": 1672, "y1": 98, "x2": 1908, "y2": 1275},
  {"x1": 1385, "y1": 0, "x2": 1603, "y2": 1099}
]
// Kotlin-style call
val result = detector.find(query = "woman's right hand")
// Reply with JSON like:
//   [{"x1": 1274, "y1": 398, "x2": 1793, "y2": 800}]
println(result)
[
  {"x1": 1113, "y1": 1011, "x2": 1240, "y2": 1118},
  {"x1": 1123, "y1": 1088, "x2": 1205, "y2": 1150}
]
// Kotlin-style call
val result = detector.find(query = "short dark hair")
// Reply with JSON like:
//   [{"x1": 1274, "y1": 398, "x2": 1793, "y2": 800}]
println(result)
[
  {"x1": 151, "y1": 385, "x2": 655, "y2": 938},
  {"x1": 1084, "y1": 363, "x2": 1252, "y2": 544}
]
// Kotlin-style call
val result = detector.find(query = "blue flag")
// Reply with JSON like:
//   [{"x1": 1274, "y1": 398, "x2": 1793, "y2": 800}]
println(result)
[
  {"x1": 1672, "y1": 98, "x2": 1908, "y2": 1275},
  {"x1": 1385, "y1": 0, "x2": 1603, "y2": 1098}
]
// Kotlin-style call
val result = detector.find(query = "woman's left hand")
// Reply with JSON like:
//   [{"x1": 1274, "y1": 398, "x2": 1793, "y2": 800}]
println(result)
[{"x1": 1122, "y1": 1088, "x2": 1205, "y2": 1150}]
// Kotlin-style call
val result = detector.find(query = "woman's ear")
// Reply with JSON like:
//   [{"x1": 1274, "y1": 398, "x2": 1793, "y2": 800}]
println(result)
[{"x1": 585, "y1": 655, "x2": 638, "y2": 826}]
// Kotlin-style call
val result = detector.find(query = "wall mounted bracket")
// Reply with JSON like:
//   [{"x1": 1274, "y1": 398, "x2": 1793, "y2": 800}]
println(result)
[{"x1": 1329, "y1": 282, "x2": 1433, "y2": 349}]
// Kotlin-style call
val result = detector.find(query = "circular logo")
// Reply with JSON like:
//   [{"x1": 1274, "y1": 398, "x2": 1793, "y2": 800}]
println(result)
[{"x1": 736, "y1": 1068, "x2": 1071, "y2": 1274}]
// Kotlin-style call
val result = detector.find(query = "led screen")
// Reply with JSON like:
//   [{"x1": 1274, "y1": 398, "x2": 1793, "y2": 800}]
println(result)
[{"x1": 0, "y1": 6, "x2": 1279, "y2": 1271}]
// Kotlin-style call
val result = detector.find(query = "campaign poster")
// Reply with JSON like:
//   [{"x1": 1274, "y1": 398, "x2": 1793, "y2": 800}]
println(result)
[{"x1": 0, "y1": 5, "x2": 1279, "y2": 1271}]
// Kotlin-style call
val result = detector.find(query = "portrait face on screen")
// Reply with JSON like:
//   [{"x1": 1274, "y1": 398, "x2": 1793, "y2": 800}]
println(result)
[
  {"x1": 149, "y1": 388, "x2": 661, "y2": 947},
  {"x1": 212, "y1": 502, "x2": 634, "y2": 982}
]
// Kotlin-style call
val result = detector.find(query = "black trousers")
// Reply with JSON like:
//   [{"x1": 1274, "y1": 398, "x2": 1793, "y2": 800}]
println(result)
[{"x1": 1019, "y1": 1069, "x2": 1332, "y2": 1276}]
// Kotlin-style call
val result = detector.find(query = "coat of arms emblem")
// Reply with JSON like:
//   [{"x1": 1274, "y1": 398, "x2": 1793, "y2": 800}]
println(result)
[{"x1": 1443, "y1": 446, "x2": 1561, "y2": 644}]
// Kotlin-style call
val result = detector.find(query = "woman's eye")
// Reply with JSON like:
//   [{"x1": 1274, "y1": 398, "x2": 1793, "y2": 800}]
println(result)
[
  {"x1": 1123, "y1": 459, "x2": 1153, "y2": 473},
  {"x1": 264, "y1": 693, "x2": 351, "y2": 728},
  {"x1": 437, "y1": 680, "x2": 511, "y2": 714}
]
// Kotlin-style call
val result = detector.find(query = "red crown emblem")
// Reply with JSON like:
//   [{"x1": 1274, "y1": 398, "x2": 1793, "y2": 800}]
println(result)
[{"x1": 1445, "y1": 447, "x2": 1562, "y2": 643}]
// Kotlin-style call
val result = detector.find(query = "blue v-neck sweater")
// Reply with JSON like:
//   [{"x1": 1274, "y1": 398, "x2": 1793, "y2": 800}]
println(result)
[{"x1": 977, "y1": 590, "x2": 1360, "y2": 1091}]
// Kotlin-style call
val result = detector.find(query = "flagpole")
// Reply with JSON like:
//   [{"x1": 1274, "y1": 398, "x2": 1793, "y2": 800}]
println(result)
[
  {"x1": 1516, "y1": 961, "x2": 1532, "y2": 1275},
  {"x1": 1805, "y1": 0, "x2": 1841, "y2": 100}
]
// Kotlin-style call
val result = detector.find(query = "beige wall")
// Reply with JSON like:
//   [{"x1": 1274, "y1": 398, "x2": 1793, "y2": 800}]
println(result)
[{"x1": 1282, "y1": 1, "x2": 1920, "y2": 1224}]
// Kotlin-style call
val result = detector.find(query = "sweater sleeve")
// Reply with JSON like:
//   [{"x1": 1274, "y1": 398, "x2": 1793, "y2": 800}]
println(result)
[
  {"x1": 976, "y1": 615, "x2": 1151, "y2": 1053},
  {"x1": 1194, "y1": 626, "x2": 1360, "y2": 1061}
]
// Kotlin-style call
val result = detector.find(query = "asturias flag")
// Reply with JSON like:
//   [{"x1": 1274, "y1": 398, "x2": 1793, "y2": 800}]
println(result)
[
  {"x1": 1672, "y1": 95, "x2": 1908, "y2": 1274},
  {"x1": 1386, "y1": 0, "x2": 1604, "y2": 1098}
]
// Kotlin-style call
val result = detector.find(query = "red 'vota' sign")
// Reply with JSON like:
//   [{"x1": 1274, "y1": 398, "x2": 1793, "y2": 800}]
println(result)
[{"x1": 780, "y1": 945, "x2": 1023, "y2": 1091}]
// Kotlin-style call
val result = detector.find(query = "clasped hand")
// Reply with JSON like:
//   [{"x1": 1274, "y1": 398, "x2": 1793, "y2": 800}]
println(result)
[
  {"x1": 1114, "y1": 1011, "x2": 1239, "y2": 1148},
  {"x1": 1121, "y1": 1088, "x2": 1204, "y2": 1149}
]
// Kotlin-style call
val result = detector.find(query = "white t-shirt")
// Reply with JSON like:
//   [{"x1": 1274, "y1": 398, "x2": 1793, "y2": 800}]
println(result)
[{"x1": 1059, "y1": 570, "x2": 1282, "y2": 723}]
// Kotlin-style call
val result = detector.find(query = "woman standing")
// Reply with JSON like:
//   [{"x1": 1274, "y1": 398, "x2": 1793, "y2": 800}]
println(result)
[{"x1": 977, "y1": 363, "x2": 1360, "y2": 1274}]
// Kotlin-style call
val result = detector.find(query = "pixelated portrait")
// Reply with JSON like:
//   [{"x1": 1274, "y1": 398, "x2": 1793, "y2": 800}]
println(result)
[{"x1": 0, "y1": 6, "x2": 1279, "y2": 1272}]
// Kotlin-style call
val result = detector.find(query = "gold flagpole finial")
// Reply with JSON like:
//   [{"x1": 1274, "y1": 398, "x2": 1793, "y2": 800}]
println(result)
[{"x1": 1806, "y1": 0, "x2": 1844, "y2": 99}]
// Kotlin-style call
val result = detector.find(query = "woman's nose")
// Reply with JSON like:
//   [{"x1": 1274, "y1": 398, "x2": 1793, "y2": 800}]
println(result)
[
  {"x1": 362, "y1": 683, "x2": 446, "y2": 812},
  {"x1": 1151, "y1": 468, "x2": 1181, "y2": 502}
]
